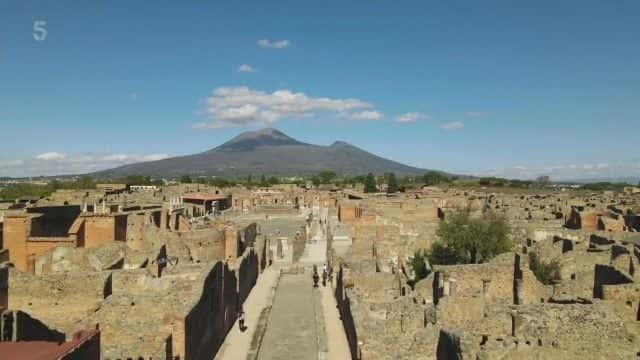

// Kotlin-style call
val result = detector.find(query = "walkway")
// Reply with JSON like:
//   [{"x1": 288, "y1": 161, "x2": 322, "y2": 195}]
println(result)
[
  {"x1": 320, "y1": 282, "x2": 351, "y2": 359},
  {"x1": 214, "y1": 267, "x2": 279, "y2": 360},
  {"x1": 215, "y1": 208, "x2": 350, "y2": 359}
]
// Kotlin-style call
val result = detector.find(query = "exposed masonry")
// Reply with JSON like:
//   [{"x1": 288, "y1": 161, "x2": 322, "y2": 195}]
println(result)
[{"x1": 1, "y1": 183, "x2": 640, "y2": 358}]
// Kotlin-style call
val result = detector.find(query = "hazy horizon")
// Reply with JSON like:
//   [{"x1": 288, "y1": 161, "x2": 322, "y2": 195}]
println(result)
[{"x1": 2, "y1": 1, "x2": 639, "y2": 180}]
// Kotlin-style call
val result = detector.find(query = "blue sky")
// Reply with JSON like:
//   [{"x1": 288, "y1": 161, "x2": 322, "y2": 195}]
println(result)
[{"x1": 1, "y1": 0, "x2": 639, "y2": 180}]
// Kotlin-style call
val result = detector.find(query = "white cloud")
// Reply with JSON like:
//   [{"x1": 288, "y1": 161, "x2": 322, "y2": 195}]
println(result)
[
  {"x1": 141, "y1": 154, "x2": 169, "y2": 162},
  {"x1": 237, "y1": 64, "x2": 257, "y2": 73},
  {"x1": 396, "y1": 112, "x2": 429, "y2": 123},
  {"x1": 0, "y1": 153, "x2": 170, "y2": 177},
  {"x1": 350, "y1": 110, "x2": 383, "y2": 121},
  {"x1": 195, "y1": 86, "x2": 379, "y2": 129},
  {"x1": 0, "y1": 159, "x2": 23, "y2": 167},
  {"x1": 471, "y1": 162, "x2": 640, "y2": 181},
  {"x1": 440, "y1": 121, "x2": 464, "y2": 131},
  {"x1": 131, "y1": 93, "x2": 138, "y2": 101},
  {"x1": 36, "y1": 152, "x2": 66, "y2": 160},
  {"x1": 257, "y1": 39, "x2": 291, "y2": 49},
  {"x1": 100, "y1": 154, "x2": 130, "y2": 162}
]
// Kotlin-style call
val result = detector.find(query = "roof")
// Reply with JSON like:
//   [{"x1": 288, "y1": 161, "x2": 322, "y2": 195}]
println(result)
[
  {"x1": 0, "y1": 328, "x2": 99, "y2": 360},
  {"x1": 182, "y1": 193, "x2": 229, "y2": 201}
]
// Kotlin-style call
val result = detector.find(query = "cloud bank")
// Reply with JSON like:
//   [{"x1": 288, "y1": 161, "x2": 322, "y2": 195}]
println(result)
[
  {"x1": 396, "y1": 112, "x2": 429, "y2": 123},
  {"x1": 237, "y1": 64, "x2": 257, "y2": 73},
  {"x1": 440, "y1": 121, "x2": 464, "y2": 131},
  {"x1": 0, "y1": 153, "x2": 170, "y2": 178},
  {"x1": 193, "y1": 86, "x2": 382, "y2": 129},
  {"x1": 257, "y1": 39, "x2": 291, "y2": 49}
]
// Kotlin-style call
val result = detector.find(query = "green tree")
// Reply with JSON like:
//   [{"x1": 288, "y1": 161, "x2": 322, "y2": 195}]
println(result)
[
  {"x1": 268, "y1": 176, "x2": 279, "y2": 185},
  {"x1": 318, "y1": 170, "x2": 337, "y2": 184},
  {"x1": 260, "y1": 174, "x2": 267, "y2": 186},
  {"x1": 528, "y1": 252, "x2": 561, "y2": 285},
  {"x1": 386, "y1": 172, "x2": 398, "y2": 193},
  {"x1": 124, "y1": 175, "x2": 148, "y2": 186},
  {"x1": 428, "y1": 211, "x2": 512, "y2": 265},
  {"x1": 423, "y1": 171, "x2": 449, "y2": 186},
  {"x1": 363, "y1": 173, "x2": 377, "y2": 193},
  {"x1": 180, "y1": 175, "x2": 192, "y2": 184},
  {"x1": 0, "y1": 183, "x2": 53, "y2": 201},
  {"x1": 410, "y1": 249, "x2": 430, "y2": 282}
]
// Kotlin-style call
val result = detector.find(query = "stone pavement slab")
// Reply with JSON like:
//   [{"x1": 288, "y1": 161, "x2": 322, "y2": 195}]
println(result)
[{"x1": 257, "y1": 274, "x2": 318, "y2": 360}]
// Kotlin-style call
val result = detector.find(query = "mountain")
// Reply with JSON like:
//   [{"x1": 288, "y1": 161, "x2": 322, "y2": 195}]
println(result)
[{"x1": 93, "y1": 128, "x2": 428, "y2": 178}]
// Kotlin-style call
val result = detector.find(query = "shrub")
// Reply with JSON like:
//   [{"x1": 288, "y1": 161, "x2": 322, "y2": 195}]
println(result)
[
  {"x1": 410, "y1": 249, "x2": 430, "y2": 282},
  {"x1": 528, "y1": 252, "x2": 561, "y2": 285},
  {"x1": 428, "y1": 211, "x2": 512, "y2": 265}
]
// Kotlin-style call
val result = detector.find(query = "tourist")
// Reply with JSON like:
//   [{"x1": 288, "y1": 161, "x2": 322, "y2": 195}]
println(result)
[
  {"x1": 313, "y1": 269, "x2": 320, "y2": 287},
  {"x1": 238, "y1": 308, "x2": 246, "y2": 332}
]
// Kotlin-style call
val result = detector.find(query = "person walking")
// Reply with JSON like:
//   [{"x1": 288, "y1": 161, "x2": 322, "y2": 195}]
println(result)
[
  {"x1": 238, "y1": 308, "x2": 246, "y2": 332},
  {"x1": 313, "y1": 267, "x2": 320, "y2": 287}
]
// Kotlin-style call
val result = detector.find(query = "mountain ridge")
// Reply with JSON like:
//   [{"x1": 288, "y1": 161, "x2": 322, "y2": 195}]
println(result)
[{"x1": 92, "y1": 128, "x2": 428, "y2": 178}]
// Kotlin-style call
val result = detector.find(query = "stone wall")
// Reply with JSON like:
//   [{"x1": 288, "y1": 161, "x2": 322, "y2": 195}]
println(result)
[
  {"x1": 334, "y1": 265, "x2": 359, "y2": 360},
  {"x1": 593, "y1": 264, "x2": 633, "y2": 299},
  {"x1": 0, "y1": 309, "x2": 65, "y2": 342},
  {"x1": 7, "y1": 269, "x2": 111, "y2": 334},
  {"x1": 184, "y1": 262, "x2": 238, "y2": 360}
]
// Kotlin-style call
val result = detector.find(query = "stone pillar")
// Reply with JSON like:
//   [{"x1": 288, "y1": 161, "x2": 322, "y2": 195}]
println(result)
[
  {"x1": 442, "y1": 273, "x2": 451, "y2": 297},
  {"x1": 224, "y1": 226, "x2": 238, "y2": 266},
  {"x1": 449, "y1": 279, "x2": 457, "y2": 298},
  {"x1": 3, "y1": 215, "x2": 30, "y2": 272},
  {"x1": 514, "y1": 278, "x2": 524, "y2": 305},
  {"x1": 511, "y1": 310, "x2": 523, "y2": 337},
  {"x1": 160, "y1": 209, "x2": 168, "y2": 229},
  {"x1": 482, "y1": 278, "x2": 491, "y2": 302}
]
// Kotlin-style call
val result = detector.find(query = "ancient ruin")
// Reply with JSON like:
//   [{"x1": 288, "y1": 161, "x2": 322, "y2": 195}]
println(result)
[{"x1": 1, "y1": 180, "x2": 639, "y2": 359}]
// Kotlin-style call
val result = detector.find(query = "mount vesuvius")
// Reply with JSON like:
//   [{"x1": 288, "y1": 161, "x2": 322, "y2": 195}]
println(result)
[{"x1": 93, "y1": 128, "x2": 427, "y2": 178}]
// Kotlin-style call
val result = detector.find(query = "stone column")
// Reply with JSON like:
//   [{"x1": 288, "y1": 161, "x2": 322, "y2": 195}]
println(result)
[
  {"x1": 482, "y1": 278, "x2": 491, "y2": 302},
  {"x1": 511, "y1": 310, "x2": 523, "y2": 337},
  {"x1": 514, "y1": 278, "x2": 524, "y2": 305},
  {"x1": 442, "y1": 273, "x2": 451, "y2": 297}
]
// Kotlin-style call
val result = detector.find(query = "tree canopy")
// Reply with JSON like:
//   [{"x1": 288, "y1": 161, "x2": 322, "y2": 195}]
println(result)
[
  {"x1": 528, "y1": 252, "x2": 561, "y2": 285},
  {"x1": 428, "y1": 211, "x2": 512, "y2": 265},
  {"x1": 363, "y1": 173, "x2": 377, "y2": 193},
  {"x1": 410, "y1": 249, "x2": 429, "y2": 282},
  {"x1": 386, "y1": 172, "x2": 398, "y2": 193},
  {"x1": 423, "y1": 171, "x2": 450, "y2": 186}
]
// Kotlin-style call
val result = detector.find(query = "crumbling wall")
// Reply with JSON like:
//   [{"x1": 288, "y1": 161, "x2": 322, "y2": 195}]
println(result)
[
  {"x1": 83, "y1": 216, "x2": 118, "y2": 248},
  {"x1": 593, "y1": 264, "x2": 633, "y2": 299},
  {"x1": 3, "y1": 215, "x2": 30, "y2": 272},
  {"x1": 27, "y1": 206, "x2": 81, "y2": 237},
  {"x1": 436, "y1": 329, "x2": 463, "y2": 360},
  {"x1": 7, "y1": 269, "x2": 111, "y2": 334},
  {"x1": 335, "y1": 265, "x2": 359, "y2": 360},
  {"x1": 0, "y1": 309, "x2": 65, "y2": 342},
  {"x1": 184, "y1": 262, "x2": 238, "y2": 360},
  {"x1": 237, "y1": 248, "x2": 258, "y2": 306}
]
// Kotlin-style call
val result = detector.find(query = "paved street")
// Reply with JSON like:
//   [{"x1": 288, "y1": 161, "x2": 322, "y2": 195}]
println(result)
[{"x1": 257, "y1": 274, "x2": 319, "y2": 360}]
